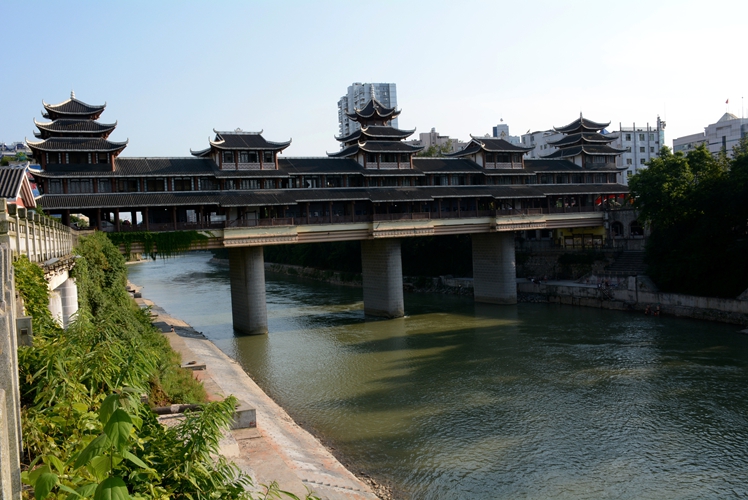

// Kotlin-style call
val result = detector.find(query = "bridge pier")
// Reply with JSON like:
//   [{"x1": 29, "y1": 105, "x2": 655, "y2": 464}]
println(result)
[
  {"x1": 228, "y1": 246, "x2": 268, "y2": 335},
  {"x1": 361, "y1": 239, "x2": 404, "y2": 318},
  {"x1": 60, "y1": 278, "x2": 78, "y2": 328},
  {"x1": 472, "y1": 232, "x2": 517, "y2": 304}
]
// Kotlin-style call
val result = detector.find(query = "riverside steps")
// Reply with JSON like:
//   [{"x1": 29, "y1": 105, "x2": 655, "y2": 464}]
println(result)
[{"x1": 133, "y1": 288, "x2": 380, "y2": 499}]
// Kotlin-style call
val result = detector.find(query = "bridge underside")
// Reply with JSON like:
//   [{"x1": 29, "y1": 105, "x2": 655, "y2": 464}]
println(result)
[{"x1": 117, "y1": 211, "x2": 606, "y2": 334}]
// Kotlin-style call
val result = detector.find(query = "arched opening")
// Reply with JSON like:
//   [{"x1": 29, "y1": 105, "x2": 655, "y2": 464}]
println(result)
[
  {"x1": 630, "y1": 220, "x2": 644, "y2": 237},
  {"x1": 611, "y1": 221, "x2": 624, "y2": 237}
]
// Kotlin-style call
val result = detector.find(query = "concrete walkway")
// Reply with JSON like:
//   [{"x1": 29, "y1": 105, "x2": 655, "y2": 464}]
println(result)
[{"x1": 132, "y1": 286, "x2": 380, "y2": 500}]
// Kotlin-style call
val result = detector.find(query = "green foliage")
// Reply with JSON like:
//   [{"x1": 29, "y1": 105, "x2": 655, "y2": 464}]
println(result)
[
  {"x1": 629, "y1": 143, "x2": 748, "y2": 296},
  {"x1": 415, "y1": 140, "x2": 454, "y2": 157},
  {"x1": 107, "y1": 231, "x2": 210, "y2": 260}
]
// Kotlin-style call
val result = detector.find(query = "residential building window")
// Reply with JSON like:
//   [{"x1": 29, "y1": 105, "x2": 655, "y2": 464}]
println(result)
[
  {"x1": 625, "y1": 134, "x2": 631, "y2": 141},
  {"x1": 263, "y1": 151, "x2": 273, "y2": 164},
  {"x1": 626, "y1": 158, "x2": 633, "y2": 165},
  {"x1": 497, "y1": 153, "x2": 510, "y2": 163},
  {"x1": 98, "y1": 179, "x2": 112, "y2": 193},
  {"x1": 650, "y1": 146, "x2": 655, "y2": 153},
  {"x1": 173, "y1": 178, "x2": 192, "y2": 191},
  {"x1": 146, "y1": 178, "x2": 165, "y2": 192},
  {"x1": 48, "y1": 180, "x2": 63, "y2": 194},
  {"x1": 248, "y1": 151, "x2": 259, "y2": 163},
  {"x1": 627, "y1": 171, "x2": 633, "y2": 178},
  {"x1": 239, "y1": 151, "x2": 249, "y2": 163},
  {"x1": 399, "y1": 154, "x2": 409, "y2": 162},
  {"x1": 649, "y1": 134, "x2": 654, "y2": 140},
  {"x1": 366, "y1": 153, "x2": 377, "y2": 163},
  {"x1": 223, "y1": 151, "x2": 234, "y2": 163},
  {"x1": 486, "y1": 153, "x2": 494, "y2": 162},
  {"x1": 98, "y1": 153, "x2": 108, "y2": 164},
  {"x1": 640, "y1": 159, "x2": 646, "y2": 164},
  {"x1": 263, "y1": 179, "x2": 274, "y2": 189},
  {"x1": 239, "y1": 179, "x2": 260, "y2": 189},
  {"x1": 69, "y1": 152, "x2": 87, "y2": 164},
  {"x1": 382, "y1": 153, "x2": 396, "y2": 163},
  {"x1": 640, "y1": 147, "x2": 645, "y2": 153},
  {"x1": 639, "y1": 134, "x2": 645, "y2": 141}
]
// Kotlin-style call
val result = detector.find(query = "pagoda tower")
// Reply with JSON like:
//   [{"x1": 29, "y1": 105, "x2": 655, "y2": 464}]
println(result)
[
  {"x1": 27, "y1": 92, "x2": 127, "y2": 170},
  {"x1": 541, "y1": 114, "x2": 625, "y2": 168},
  {"x1": 328, "y1": 98, "x2": 423, "y2": 169}
]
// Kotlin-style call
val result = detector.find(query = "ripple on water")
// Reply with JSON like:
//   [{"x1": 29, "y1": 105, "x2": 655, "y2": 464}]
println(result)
[{"x1": 128, "y1": 253, "x2": 748, "y2": 499}]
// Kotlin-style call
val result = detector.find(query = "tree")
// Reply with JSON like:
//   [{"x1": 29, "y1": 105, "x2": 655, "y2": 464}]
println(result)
[
  {"x1": 416, "y1": 140, "x2": 454, "y2": 157},
  {"x1": 629, "y1": 143, "x2": 747, "y2": 297}
]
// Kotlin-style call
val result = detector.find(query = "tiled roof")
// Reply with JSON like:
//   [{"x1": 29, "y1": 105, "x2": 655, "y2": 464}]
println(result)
[
  {"x1": 553, "y1": 116, "x2": 610, "y2": 134},
  {"x1": 541, "y1": 145, "x2": 624, "y2": 159},
  {"x1": 34, "y1": 119, "x2": 117, "y2": 136},
  {"x1": 37, "y1": 182, "x2": 628, "y2": 211},
  {"x1": 0, "y1": 165, "x2": 26, "y2": 199},
  {"x1": 471, "y1": 137, "x2": 533, "y2": 152},
  {"x1": 26, "y1": 137, "x2": 128, "y2": 153},
  {"x1": 444, "y1": 144, "x2": 482, "y2": 157},
  {"x1": 412, "y1": 158, "x2": 483, "y2": 173},
  {"x1": 536, "y1": 184, "x2": 629, "y2": 196},
  {"x1": 33, "y1": 158, "x2": 216, "y2": 177},
  {"x1": 280, "y1": 158, "x2": 364, "y2": 174},
  {"x1": 42, "y1": 97, "x2": 105, "y2": 118},
  {"x1": 336, "y1": 126, "x2": 415, "y2": 143},
  {"x1": 346, "y1": 98, "x2": 399, "y2": 123},
  {"x1": 210, "y1": 131, "x2": 291, "y2": 151},
  {"x1": 524, "y1": 159, "x2": 585, "y2": 171},
  {"x1": 359, "y1": 141, "x2": 423, "y2": 153},
  {"x1": 547, "y1": 132, "x2": 618, "y2": 147}
]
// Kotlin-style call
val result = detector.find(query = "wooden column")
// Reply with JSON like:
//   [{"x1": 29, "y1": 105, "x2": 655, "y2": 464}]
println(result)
[
  {"x1": 172, "y1": 207, "x2": 177, "y2": 230},
  {"x1": 144, "y1": 208, "x2": 149, "y2": 231},
  {"x1": 114, "y1": 209, "x2": 120, "y2": 232}
]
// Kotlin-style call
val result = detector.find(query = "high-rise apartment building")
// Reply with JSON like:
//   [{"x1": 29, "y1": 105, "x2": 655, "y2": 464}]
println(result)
[{"x1": 337, "y1": 83, "x2": 398, "y2": 137}]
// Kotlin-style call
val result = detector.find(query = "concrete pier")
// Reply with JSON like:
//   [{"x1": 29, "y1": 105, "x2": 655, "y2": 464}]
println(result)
[
  {"x1": 361, "y1": 239, "x2": 404, "y2": 318},
  {"x1": 472, "y1": 232, "x2": 517, "y2": 304},
  {"x1": 60, "y1": 277, "x2": 78, "y2": 328},
  {"x1": 229, "y1": 246, "x2": 268, "y2": 335}
]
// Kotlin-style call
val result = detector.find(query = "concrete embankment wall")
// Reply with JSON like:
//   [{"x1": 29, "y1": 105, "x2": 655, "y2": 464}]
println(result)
[{"x1": 518, "y1": 279, "x2": 748, "y2": 326}]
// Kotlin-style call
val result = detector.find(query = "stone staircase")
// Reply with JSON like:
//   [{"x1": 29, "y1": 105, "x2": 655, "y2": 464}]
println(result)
[{"x1": 605, "y1": 251, "x2": 647, "y2": 276}]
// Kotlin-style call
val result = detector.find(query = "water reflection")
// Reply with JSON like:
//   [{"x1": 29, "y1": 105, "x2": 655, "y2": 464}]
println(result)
[{"x1": 128, "y1": 252, "x2": 748, "y2": 499}]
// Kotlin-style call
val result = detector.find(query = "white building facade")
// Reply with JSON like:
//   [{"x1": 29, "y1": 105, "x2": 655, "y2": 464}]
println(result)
[
  {"x1": 337, "y1": 83, "x2": 398, "y2": 137},
  {"x1": 673, "y1": 113, "x2": 748, "y2": 157},
  {"x1": 404, "y1": 128, "x2": 467, "y2": 153}
]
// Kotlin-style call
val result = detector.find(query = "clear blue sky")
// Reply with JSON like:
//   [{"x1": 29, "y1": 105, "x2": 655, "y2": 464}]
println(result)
[{"x1": 3, "y1": 0, "x2": 746, "y2": 157}]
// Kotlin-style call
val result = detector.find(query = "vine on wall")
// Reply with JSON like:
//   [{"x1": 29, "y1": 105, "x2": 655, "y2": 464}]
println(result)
[{"x1": 107, "y1": 231, "x2": 211, "y2": 259}]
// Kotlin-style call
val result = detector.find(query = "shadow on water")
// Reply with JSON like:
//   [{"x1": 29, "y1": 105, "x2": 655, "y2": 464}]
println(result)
[{"x1": 128, "y1": 252, "x2": 748, "y2": 500}]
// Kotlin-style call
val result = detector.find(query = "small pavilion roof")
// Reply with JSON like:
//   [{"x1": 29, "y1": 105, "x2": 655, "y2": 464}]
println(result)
[
  {"x1": 26, "y1": 137, "x2": 128, "y2": 153},
  {"x1": 524, "y1": 159, "x2": 585, "y2": 172},
  {"x1": 33, "y1": 118, "x2": 117, "y2": 138},
  {"x1": 42, "y1": 93, "x2": 106, "y2": 120},
  {"x1": 336, "y1": 125, "x2": 415, "y2": 143},
  {"x1": 445, "y1": 137, "x2": 532, "y2": 157},
  {"x1": 553, "y1": 115, "x2": 611, "y2": 134},
  {"x1": 192, "y1": 130, "x2": 291, "y2": 155},
  {"x1": 346, "y1": 98, "x2": 400, "y2": 123}
]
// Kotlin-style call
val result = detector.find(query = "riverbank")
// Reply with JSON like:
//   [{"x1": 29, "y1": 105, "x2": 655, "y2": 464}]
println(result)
[
  {"x1": 128, "y1": 280, "x2": 384, "y2": 500},
  {"x1": 247, "y1": 261, "x2": 748, "y2": 327}
]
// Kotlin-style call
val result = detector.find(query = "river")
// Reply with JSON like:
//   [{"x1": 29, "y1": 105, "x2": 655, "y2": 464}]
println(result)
[{"x1": 128, "y1": 252, "x2": 748, "y2": 499}]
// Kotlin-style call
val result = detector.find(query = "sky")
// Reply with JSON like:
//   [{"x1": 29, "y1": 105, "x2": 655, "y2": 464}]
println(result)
[{"x1": 2, "y1": 0, "x2": 747, "y2": 157}]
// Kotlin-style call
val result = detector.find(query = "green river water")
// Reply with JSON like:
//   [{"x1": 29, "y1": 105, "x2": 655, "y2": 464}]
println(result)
[{"x1": 128, "y1": 252, "x2": 748, "y2": 499}]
